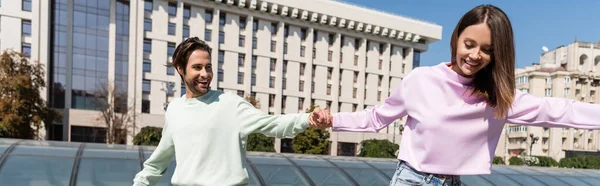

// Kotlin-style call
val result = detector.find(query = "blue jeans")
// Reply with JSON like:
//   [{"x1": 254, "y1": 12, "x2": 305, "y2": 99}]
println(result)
[{"x1": 389, "y1": 161, "x2": 461, "y2": 186}]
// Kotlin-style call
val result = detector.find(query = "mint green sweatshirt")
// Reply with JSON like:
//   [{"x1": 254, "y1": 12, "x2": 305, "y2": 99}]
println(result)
[{"x1": 133, "y1": 90, "x2": 309, "y2": 186}]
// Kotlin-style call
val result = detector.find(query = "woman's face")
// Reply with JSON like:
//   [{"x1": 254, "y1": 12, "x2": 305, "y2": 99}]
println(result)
[{"x1": 452, "y1": 22, "x2": 493, "y2": 77}]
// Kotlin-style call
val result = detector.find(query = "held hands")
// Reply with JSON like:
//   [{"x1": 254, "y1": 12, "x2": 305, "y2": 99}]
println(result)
[{"x1": 308, "y1": 107, "x2": 332, "y2": 129}]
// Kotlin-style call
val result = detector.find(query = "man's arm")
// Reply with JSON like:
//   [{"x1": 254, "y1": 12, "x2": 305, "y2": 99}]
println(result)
[
  {"x1": 132, "y1": 120, "x2": 175, "y2": 186},
  {"x1": 237, "y1": 97, "x2": 316, "y2": 138}
]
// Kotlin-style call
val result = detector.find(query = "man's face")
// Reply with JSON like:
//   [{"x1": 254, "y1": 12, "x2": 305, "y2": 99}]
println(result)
[{"x1": 177, "y1": 49, "x2": 213, "y2": 97}]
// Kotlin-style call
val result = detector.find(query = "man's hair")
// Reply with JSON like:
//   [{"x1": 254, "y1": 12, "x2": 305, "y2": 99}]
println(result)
[{"x1": 168, "y1": 37, "x2": 212, "y2": 80}]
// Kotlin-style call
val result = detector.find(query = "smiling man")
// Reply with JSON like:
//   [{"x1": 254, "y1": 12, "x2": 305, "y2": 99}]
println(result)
[{"x1": 133, "y1": 37, "x2": 327, "y2": 186}]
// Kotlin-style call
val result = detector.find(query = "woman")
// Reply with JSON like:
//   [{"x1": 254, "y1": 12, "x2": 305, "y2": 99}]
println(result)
[{"x1": 325, "y1": 4, "x2": 600, "y2": 186}]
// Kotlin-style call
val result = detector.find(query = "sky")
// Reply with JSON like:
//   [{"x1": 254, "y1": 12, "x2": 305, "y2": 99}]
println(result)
[{"x1": 342, "y1": 0, "x2": 600, "y2": 68}]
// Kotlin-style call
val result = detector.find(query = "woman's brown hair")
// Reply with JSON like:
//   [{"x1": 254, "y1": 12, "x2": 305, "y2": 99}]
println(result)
[{"x1": 450, "y1": 5, "x2": 515, "y2": 119}]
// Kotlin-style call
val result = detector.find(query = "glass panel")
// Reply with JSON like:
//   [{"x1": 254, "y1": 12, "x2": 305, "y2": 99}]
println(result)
[
  {"x1": 246, "y1": 166, "x2": 262, "y2": 186},
  {"x1": 0, "y1": 156, "x2": 73, "y2": 186},
  {"x1": 505, "y1": 166, "x2": 544, "y2": 175},
  {"x1": 531, "y1": 175, "x2": 569, "y2": 186},
  {"x1": 82, "y1": 148, "x2": 139, "y2": 159},
  {"x1": 76, "y1": 158, "x2": 140, "y2": 186},
  {"x1": 0, "y1": 146, "x2": 7, "y2": 154},
  {"x1": 344, "y1": 168, "x2": 389, "y2": 186},
  {"x1": 578, "y1": 177, "x2": 600, "y2": 185},
  {"x1": 254, "y1": 165, "x2": 311, "y2": 185},
  {"x1": 10, "y1": 145, "x2": 77, "y2": 156},
  {"x1": 491, "y1": 166, "x2": 521, "y2": 174},
  {"x1": 248, "y1": 157, "x2": 292, "y2": 165},
  {"x1": 554, "y1": 176, "x2": 591, "y2": 186},
  {"x1": 479, "y1": 174, "x2": 520, "y2": 186},
  {"x1": 329, "y1": 160, "x2": 371, "y2": 168},
  {"x1": 300, "y1": 167, "x2": 354, "y2": 185},
  {"x1": 460, "y1": 175, "x2": 494, "y2": 186},
  {"x1": 291, "y1": 158, "x2": 333, "y2": 167},
  {"x1": 366, "y1": 161, "x2": 397, "y2": 170},
  {"x1": 0, "y1": 138, "x2": 19, "y2": 145},
  {"x1": 505, "y1": 175, "x2": 546, "y2": 186}
]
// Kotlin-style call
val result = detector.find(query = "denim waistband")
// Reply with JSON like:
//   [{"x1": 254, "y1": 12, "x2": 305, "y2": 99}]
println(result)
[{"x1": 398, "y1": 160, "x2": 460, "y2": 182}]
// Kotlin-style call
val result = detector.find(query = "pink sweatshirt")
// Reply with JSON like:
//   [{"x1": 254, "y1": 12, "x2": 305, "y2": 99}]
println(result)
[{"x1": 332, "y1": 62, "x2": 600, "y2": 175}]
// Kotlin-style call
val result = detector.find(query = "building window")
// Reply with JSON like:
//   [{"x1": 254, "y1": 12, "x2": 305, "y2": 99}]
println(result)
[
  {"x1": 269, "y1": 94, "x2": 275, "y2": 107},
  {"x1": 353, "y1": 88, "x2": 357, "y2": 98},
  {"x1": 168, "y1": 2, "x2": 177, "y2": 17},
  {"x1": 327, "y1": 84, "x2": 331, "y2": 95},
  {"x1": 284, "y1": 43, "x2": 288, "y2": 54},
  {"x1": 270, "y1": 23, "x2": 277, "y2": 35},
  {"x1": 283, "y1": 60, "x2": 288, "y2": 74},
  {"x1": 270, "y1": 59, "x2": 276, "y2": 72},
  {"x1": 378, "y1": 91, "x2": 382, "y2": 101},
  {"x1": 218, "y1": 50, "x2": 224, "y2": 68},
  {"x1": 219, "y1": 31, "x2": 224, "y2": 44},
  {"x1": 300, "y1": 28, "x2": 307, "y2": 41},
  {"x1": 253, "y1": 19, "x2": 258, "y2": 32},
  {"x1": 251, "y1": 74, "x2": 256, "y2": 85},
  {"x1": 300, "y1": 64, "x2": 305, "y2": 76},
  {"x1": 353, "y1": 72, "x2": 358, "y2": 83},
  {"x1": 168, "y1": 23, "x2": 176, "y2": 35},
  {"x1": 328, "y1": 34, "x2": 335, "y2": 46},
  {"x1": 252, "y1": 55, "x2": 257, "y2": 69},
  {"x1": 327, "y1": 67, "x2": 332, "y2": 80},
  {"x1": 299, "y1": 80, "x2": 304, "y2": 92},
  {"x1": 378, "y1": 75, "x2": 382, "y2": 87},
  {"x1": 238, "y1": 54, "x2": 245, "y2": 67},
  {"x1": 271, "y1": 41, "x2": 276, "y2": 52},
  {"x1": 144, "y1": 18, "x2": 152, "y2": 31},
  {"x1": 413, "y1": 50, "x2": 421, "y2": 68},
  {"x1": 238, "y1": 72, "x2": 244, "y2": 84},
  {"x1": 269, "y1": 76, "x2": 275, "y2": 88},
  {"x1": 143, "y1": 59, "x2": 151, "y2": 72},
  {"x1": 239, "y1": 35, "x2": 245, "y2": 47},
  {"x1": 205, "y1": 29, "x2": 212, "y2": 41},
  {"x1": 311, "y1": 82, "x2": 315, "y2": 93},
  {"x1": 284, "y1": 25, "x2": 289, "y2": 37},
  {"x1": 183, "y1": 5, "x2": 191, "y2": 20},
  {"x1": 142, "y1": 100, "x2": 150, "y2": 113},
  {"x1": 340, "y1": 53, "x2": 343, "y2": 64},
  {"x1": 23, "y1": 0, "x2": 32, "y2": 12},
  {"x1": 283, "y1": 78, "x2": 287, "y2": 90},
  {"x1": 167, "y1": 67, "x2": 175, "y2": 75},
  {"x1": 142, "y1": 80, "x2": 151, "y2": 93},
  {"x1": 239, "y1": 17, "x2": 247, "y2": 29},
  {"x1": 354, "y1": 55, "x2": 358, "y2": 66},
  {"x1": 312, "y1": 48, "x2": 316, "y2": 59},
  {"x1": 565, "y1": 76, "x2": 571, "y2": 84},
  {"x1": 218, "y1": 69, "x2": 224, "y2": 82},
  {"x1": 237, "y1": 90, "x2": 244, "y2": 97},
  {"x1": 205, "y1": 10, "x2": 213, "y2": 23},
  {"x1": 219, "y1": 12, "x2": 226, "y2": 25},
  {"x1": 22, "y1": 20, "x2": 31, "y2": 36},
  {"x1": 252, "y1": 37, "x2": 257, "y2": 49},
  {"x1": 545, "y1": 88, "x2": 552, "y2": 97},
  {"x1": 564, "y1": 88, "x2": 570, "y2": 96},
  {"x1": 301, "y1": 46, "x2": 306, "y2": 57},
  {"x1": 328, "y1": 51, "x2": 333, "y2": 61},
  {"x1": 182, "y1": 25, "x2": 190, "y2": 40},
  {"x1": 298, "y1": 98, "x2": 304, "y2": 110},
  {"x1": 167, "y1": 42, "x2": 176, "y2": 57},
  {"x1": 21, "y1": 43, "x2": 31, "y2": 56},
  {"x1": 379, "y1": 59, "x2": 383, "y2": 70},
  {"x1": 144, "y1": 0, "x2": 153, "y2": 13},
  {"x1": 282, "y1": 96, "x2": 287, "y2": 110},
  {"x1": 143, "y1": 39, "x2": 152, "y2": 53},
  {"x1": 352, "y1": 104, "x2": 357, "y2": 112}
]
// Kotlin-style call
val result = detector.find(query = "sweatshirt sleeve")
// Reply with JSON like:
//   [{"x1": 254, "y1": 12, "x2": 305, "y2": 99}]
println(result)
[
  {"x1": 506, "y1": 89, "x2": 600, "y2": 129},
  {"x1": 331, "y1": 74, "x2": 410, "y2": 132},
  {"x1": 237, "y1": 96, "x2": 309, "y2": 138},
  {"x1": 133, "y1": 117, "x2": 175, "y2": 186}
]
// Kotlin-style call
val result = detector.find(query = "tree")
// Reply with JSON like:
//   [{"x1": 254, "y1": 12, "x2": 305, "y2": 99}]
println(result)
[
  {"x1": 133, "y1": 126, "x2": 163, "y2": 146},
  {"x1": 291, "y1": 104, "x2": 330, "y2": 155},
  {"x1": 244, "y1": 95, "x2": 276, "y2": 152},
  {"x1": 357, "y1": 139, "x2": 399, "y2": 158},
  {"x1": 0, "y1": 50, "x2": 60, "y2": 139},
  {"x1": 533, "y1": 156, "x2": 558, "y2": 167},
  {"x1": 509, "y1": 156, "x2": 525, "y2": 165},
  {"x1": 493, "y1": 156, "x2": 505, "y2": 165},
  {"x1": 93, "y1": 82, "x2": 135, "y2": 144}
]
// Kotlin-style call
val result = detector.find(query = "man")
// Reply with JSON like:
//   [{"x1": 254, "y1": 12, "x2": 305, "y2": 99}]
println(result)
[{"x1": 133, "y1": 37, "x2": 328, "y2": 186}]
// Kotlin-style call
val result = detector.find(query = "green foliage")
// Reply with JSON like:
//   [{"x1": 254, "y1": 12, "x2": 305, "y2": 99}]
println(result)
[
  {"x1": 357, "y1": 139, "x2": 399, "y2": 158},
  {"x1": 0, "y1": 50, "x2": 61, "y2": 139},
  {"x1": 509, "y1": 156, "x2": 524, "y2": 165},
  {"x1": 0, "y1": 123, "x2": 9, "y2": 138},
  {"x1": 533, "y1": 156, "x2": 558, "y2": 167},
  {"x1": 559, "y1": 156, "x2": 600, "y2": 169},
  {"x1": 492, "y1": 156, "x2": 505, "y2": 165},
  {"x1": 133, "y1": 126, "x2": 163, "y2": 146},
  {"x1": 290, "y1": 104, "x2": 330, "y2": 155},
  {"x1": 247, "y1": 133, "x2": 275, "y2": 152}
]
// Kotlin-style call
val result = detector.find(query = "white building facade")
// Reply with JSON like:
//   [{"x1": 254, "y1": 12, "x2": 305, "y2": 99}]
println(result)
[{"x1": 0, "y1": 0, "x2": 442, "y2": 156}]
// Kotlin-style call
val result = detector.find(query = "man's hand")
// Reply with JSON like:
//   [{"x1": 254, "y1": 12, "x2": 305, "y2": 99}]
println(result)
[{"x1": 308, "y1": 107, "x2": 332, "y2": 129}]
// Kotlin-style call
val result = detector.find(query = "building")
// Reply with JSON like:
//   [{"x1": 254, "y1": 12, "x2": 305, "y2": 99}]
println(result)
[
  {"x1": 495, "y1": 40, "x2": 600, "y2": 161},
  {"x1": 0, "y1": 0, "x2": 442, "y2": 156}
]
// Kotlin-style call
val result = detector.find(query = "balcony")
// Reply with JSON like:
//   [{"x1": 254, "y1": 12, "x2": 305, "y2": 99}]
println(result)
[
  {"x1": 507, "y1": 142, "x2": 527, "y2": 150},
  {"x1": 508, "y1": 131, "x2": 528, "y2": 138}
]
